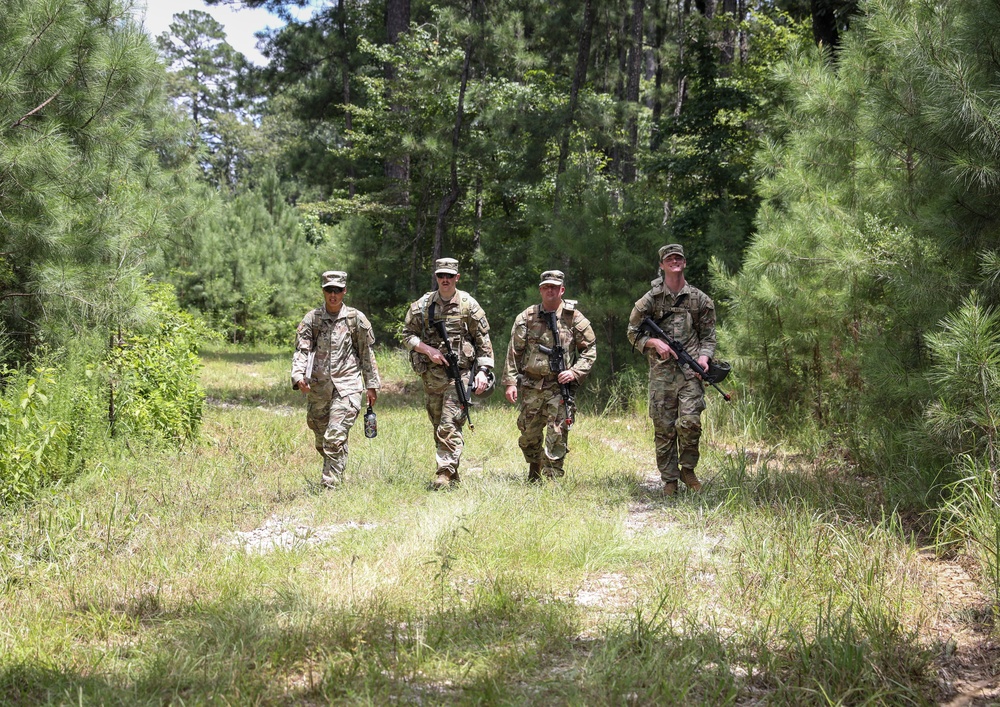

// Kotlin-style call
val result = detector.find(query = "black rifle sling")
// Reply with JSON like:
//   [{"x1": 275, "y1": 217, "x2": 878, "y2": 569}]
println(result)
[
  {"x1": 543, "y1": 306, "x2": 575, "y2": 428},
  {"x1": 429, "y1": 300, "x2": 459, "y2": 361},
  {"x1": 429, "y1": 299, "x2": 477, "y2": 425},
  {"x1": 543, "y1": 306, "x2": 560, "y2": 354}
]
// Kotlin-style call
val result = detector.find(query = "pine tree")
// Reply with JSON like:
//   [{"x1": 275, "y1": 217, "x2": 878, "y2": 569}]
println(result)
[
  {"x1": 156, "y1": 10, "x2": 254, "y2": 189},
  {"x1": 0, "y1": 0, "x2": 175, "y2": 361},
  {"x1": 717, "y1": 0, "x2": 1000, "y2": 428}
]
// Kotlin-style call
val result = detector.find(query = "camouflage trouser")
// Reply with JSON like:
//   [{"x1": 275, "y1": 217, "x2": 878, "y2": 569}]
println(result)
[
  {"x1": 649, "y1": 373, "x2": 705, "y2": 483},
  {"x1": 517, "y1": 381, "x2": 568, "y2": 477},
  {"x1": 422, "y1": 371, "x2": 469, "y2": 479},
  {"x1": 307, "y1": 382, "x2": 363, "y2": 486}
]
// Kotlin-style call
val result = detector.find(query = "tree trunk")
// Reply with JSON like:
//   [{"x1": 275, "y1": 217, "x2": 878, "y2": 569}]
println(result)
[
  {"x1": 610, "y1": 2, "x2": 631, "y2": 178},
  {"x1": 386, "y1": 0, "x2": 409, "y2": 43},
  {"x1": 664, "y1": 0, "x2": 692, "y2": 223},
  {"x1": 473, "y1": 174, "x2": 483, "y2": 283},
  {"x1": 621, "y1": 0, "x2": 645, "y2": 184},
  {"x1": 649, "y1": 0, "x2": 666, "y2": 152},
  {"x1": 384, "y1": 0, "x2": 411, "y2": 206},
  {"x1": 554, "y1": 0, "x2": 595, "y2": 214},
  {"x1": 339, "y1": 0, "x2": 355, "y2": 198},
  {"x1": 431, "y1": 39, "x2": 474, "y2": 285},
  {"x1": 720, "y1": 0, "x2": 738, "y2": 66},
  {"x1": 811, "y1": 0, "x2": 841, "y2": 49}
]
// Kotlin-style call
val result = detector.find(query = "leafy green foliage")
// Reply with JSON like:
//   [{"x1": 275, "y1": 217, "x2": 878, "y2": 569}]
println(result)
[
  {"x1": 0, "y1": 338, "x2": 106, "y2": 505},
  {"x1": 294, "y1": 6, "x2": 801, "y2": 374},
  {"x1": 0, "y1": 368, "x2": 82, "y2": 505},
  {"x1": 108, "y1": 283, "x2": 209, "y2": 443},
  {"x1": 924, "y1": 296, "x2": 1000, "y2": 599},
  {"x1": 655, "y1": 11, "x2": 809, "y2": 284}
]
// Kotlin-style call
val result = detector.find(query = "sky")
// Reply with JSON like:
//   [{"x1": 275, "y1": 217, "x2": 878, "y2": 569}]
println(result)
[{"x1": 137, "y1": 0, "x2": 317, "y2": 66}]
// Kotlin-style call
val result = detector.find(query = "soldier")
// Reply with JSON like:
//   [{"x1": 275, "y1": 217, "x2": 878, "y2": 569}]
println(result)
[
  {"x1": 502, "y1": 270, "x2": 597, "y2": 481},
  {"x1": 627, "y1": 244, "x2": 716, "y2": 496},
  {"x1": 401, "y1": 258, "x2": 494, "y2": 489},
  {"x1": 291, "y1": 271, "x2": 381, "y2": 488}
]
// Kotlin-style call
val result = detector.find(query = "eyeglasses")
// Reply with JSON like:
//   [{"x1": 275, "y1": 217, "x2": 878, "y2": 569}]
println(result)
[
  {"x1": 435, "y1": 273, "x2": 456, "y2": 280},
  {"x1": 323, "y1": 286, "x2": 345, "y2": 294}
]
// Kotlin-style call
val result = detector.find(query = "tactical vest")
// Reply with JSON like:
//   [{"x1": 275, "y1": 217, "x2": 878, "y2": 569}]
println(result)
[
  {"x1": 649, "y1": 285, "x2": 701, "y2": 331},
  {"x1": 408, "y1": 292, "x2": 478, "y2": 374},
  {"x1": 524, "y1": 300, "x2": 578, "y2": 345},
  {"x1": 421, "y1": 291, "x2": 476, "y2": 345},
  {"x1": 518, "y1": 301, "x2": 578, "y2": 376}
]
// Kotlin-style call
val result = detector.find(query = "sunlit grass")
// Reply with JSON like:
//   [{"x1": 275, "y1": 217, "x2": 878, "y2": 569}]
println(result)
[{"x1": 0, "y1": 347, "x2": 947, "y2": 704}]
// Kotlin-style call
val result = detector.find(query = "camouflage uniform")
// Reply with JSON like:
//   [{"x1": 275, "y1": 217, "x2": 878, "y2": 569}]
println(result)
[
  {"x1": 401, "y1": 282, "x2": 493, "y2": 484},
  {"x1": 291, "y1": 274, "x2": 380, "y2": 488},
  {"x1": 502, "y1": 297, "x2": 596, "y2": 478},
  {"x1": 627, "y1": 270, "x2": 716, "y2": 486}
]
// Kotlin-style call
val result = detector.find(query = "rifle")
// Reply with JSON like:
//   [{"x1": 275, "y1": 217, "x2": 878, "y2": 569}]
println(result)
[
  {"x1": 431, "y1": 316, "x2": 477, "y2": 431},
  {"x1": 639, "y1": 316, "x2": 732, "y2": 402},
  {"x1": 537, "y1": 309, "x2": 575, "y2": 428}
]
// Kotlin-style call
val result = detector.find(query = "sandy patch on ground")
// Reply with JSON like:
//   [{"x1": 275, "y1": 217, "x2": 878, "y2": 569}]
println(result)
[{"x1": 228, "y1": 514, "x2": 378, "y2": 554}]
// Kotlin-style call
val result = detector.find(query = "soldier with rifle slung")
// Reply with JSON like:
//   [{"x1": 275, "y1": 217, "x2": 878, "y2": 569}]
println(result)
[
  {"x1": 401, "y1": 258, "x2": 495, "y2": 490},
  {"x1": 627, "y1": 244, "x2": 717, "y2": 497},
  {"x1": 502, "y1": 270, "x2": 596, "y2": 482}
]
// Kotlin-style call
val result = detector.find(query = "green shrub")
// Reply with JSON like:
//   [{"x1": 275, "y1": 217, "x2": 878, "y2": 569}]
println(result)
[
  {"x1": 108, "y1": 283, "x2": 209, "y2": 443},
  {"x1": 0, "y1": 343, "x2": 106, "y2": 505}
]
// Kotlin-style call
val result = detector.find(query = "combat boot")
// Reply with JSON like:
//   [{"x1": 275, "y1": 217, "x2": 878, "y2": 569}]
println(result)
[
  {"x1": 662, "y1": 480, "x2": 678, "y2": 497},
  {"x1": 321, "y1": 459, "x2": 342, "y2": 489},
  {"x1": 527, "y1": 463, "x2": 542, "y2": 483},
  {"x1": 432, "y1": 472, "x2": 451, "y2": 490},
  {"x1": 679, "y1": 467, "x2": 702, "y2": 492}
]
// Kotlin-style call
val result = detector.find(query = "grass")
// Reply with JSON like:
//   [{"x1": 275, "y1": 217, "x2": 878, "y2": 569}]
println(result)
[{"x1": 0, "y1": 344, "x2": 960, "y2": 704}]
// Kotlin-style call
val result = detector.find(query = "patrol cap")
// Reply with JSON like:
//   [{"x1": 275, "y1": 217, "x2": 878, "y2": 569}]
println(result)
[
  {"x1": 659, "y1": 244, "x2": 685, "y2": 260},
  {"x1": 434, "y1": 258, "x2": 460, "y2": 275},
  {"x1": 539, "y1": 270, "x2": 565, "y2": 287},
  {"x1": 321, "y1": 270, "x2": 347, "y2": 289}
]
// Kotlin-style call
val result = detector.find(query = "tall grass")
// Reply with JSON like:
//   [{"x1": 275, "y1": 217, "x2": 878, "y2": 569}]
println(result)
[
  {"x1": 0, "y1": 345, "x2": 954, "y2": 704},
  {"x1": 935, "y1": 455, "x2": 1000, "y2": 606},
  {"x1": 0, "y1": 339, "x2": 107, "y2": 505}
]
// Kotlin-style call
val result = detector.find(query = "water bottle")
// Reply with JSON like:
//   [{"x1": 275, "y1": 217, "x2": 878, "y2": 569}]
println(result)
[{"x1": 364, "y1": 405, "x2": 377, "y2": 438}]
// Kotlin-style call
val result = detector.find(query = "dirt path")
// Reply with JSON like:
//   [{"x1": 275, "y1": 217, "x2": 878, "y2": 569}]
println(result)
[
  {"x1": 921, "y1": 553, "x2": 1000, "y2": 705},
  {"x1": 620, "y1": 450, "x2": 1000, "y2": 705}
]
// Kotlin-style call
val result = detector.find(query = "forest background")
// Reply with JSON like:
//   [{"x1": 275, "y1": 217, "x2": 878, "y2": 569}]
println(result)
[{"x1": 3, "y1": 0, "x2": 1000, "y2": 639}]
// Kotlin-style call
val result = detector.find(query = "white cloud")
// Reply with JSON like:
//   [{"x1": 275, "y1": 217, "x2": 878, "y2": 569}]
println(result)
[{"x1": 136, "y1": 0, "x2": 292, "y2": 66}]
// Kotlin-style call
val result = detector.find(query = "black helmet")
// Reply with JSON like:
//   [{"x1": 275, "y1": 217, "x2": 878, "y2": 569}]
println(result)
[{"x1": 703, "y1": 360, "x2": 731, "y2": 384}]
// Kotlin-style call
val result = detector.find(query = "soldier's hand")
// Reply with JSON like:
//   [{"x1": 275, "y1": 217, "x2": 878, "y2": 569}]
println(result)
[
  {"x1": 367, "y1": 388, "x2": 378, "y2": 406},
  {"x1": 425, "y1": 346, "x2": 447, "y2": 365},
  {"x1": 505, "y1": 385, "x2": 518, "y2": 404},
  {"x1": 650, "y1": 339, "x2": 678, "y2": 360},
  {"x1": 297, "y1": 380, "x2": 311, "y2": 394},
  {"x1": 473, "y1": 370, "x2": 489, "y2": 394},
  {"x1": 557, "y1": 370, "x2": 577, "y2": 385},
  {"x1": 694, "y1": 355, "x2": 710, "y2": 380}
]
